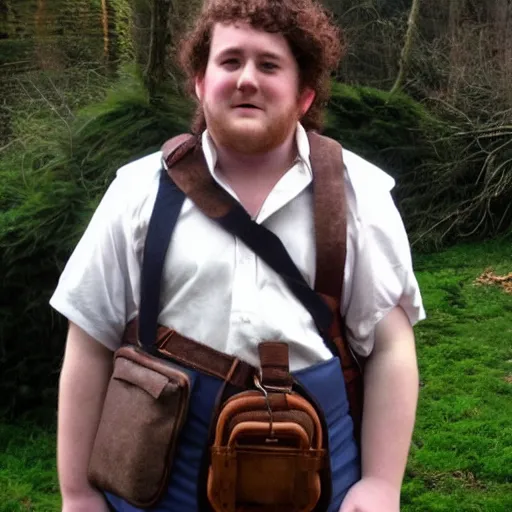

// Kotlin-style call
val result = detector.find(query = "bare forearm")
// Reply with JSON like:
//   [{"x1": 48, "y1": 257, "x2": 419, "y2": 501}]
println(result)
[
  {"x1": 360, "y1": 306, "x2": 419, "y2": 489},
  {"x1": 57, "y1": 322, "x2": 113, "y2": 501}
]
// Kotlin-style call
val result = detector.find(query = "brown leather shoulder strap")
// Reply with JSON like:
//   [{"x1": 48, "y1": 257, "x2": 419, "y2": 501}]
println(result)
[
  {"x1": 158, "y1": 131, "x2": 362, "y2": 432},
  {"x1": 258, "y1": 342, "x2": 293, "y2": 391},
  {"x1": 162, "y1": 134, "x2": 238, "y2": 218},
  {"x1": 307, "y1": 132, "x2": 347, "y2": 302},
  {"x1": 307, "y1": 133, "x2": 364, "y2": 436},
  {"x1": 161, "y1": 133, "x2": 195, "y2": 168},
  {"x1": 161, "y1": 131, "x2": 348, "y2": 301}
]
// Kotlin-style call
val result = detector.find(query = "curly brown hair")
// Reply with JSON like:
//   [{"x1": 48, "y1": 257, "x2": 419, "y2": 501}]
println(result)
[{"x1": 178, "y1": 0, "x2": 345, "y2": 133}]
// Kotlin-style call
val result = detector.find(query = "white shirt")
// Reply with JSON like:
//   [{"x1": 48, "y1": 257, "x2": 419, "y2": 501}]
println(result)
[{"x1": 50, "y1": 124, "x2": 425, "y2": 371}]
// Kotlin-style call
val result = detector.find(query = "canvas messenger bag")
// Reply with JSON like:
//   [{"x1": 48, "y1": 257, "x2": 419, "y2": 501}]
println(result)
[{"x1": 88, "y1": 132, "x2": 364, "y2": 510}]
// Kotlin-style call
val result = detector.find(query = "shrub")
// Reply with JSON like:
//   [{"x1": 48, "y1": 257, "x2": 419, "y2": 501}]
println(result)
[
  {"x1": 0, "y1": 70, "x2": 191, "y2": 417},
  {"x1": 325, "y1": 82, "x2": 444, "y2": 178},
  {"x1": 325, "y1": 83, "x2": 512, "y2": 250}
]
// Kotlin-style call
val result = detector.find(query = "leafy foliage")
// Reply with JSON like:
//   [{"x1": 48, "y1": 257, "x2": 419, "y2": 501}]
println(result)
[
  {"x1": 325, "y1": 84, "x2": 512, "y2": 250},
  {"x1": 325, "y1": 82, "x2": 445, "y2": 180},
  {"x1": 0, "y1": 69, "x2": 192, "y2": 417}
]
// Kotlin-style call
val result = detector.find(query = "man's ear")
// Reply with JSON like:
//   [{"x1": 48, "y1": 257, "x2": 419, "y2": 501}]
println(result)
[
  {"x1": 195, "y1": 76, "x2": 204, "y2": 102},
  {"x1": 299, "y1": 87, "x2": 316, "y2": 117}
]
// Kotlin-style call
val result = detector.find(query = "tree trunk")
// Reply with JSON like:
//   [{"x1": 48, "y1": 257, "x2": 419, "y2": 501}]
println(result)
[
  {"x1": 390, "y1": 0, "x2": 421, "y2": 95},
  {"x1": 496, "y1": 0, "x2": 512, "y2": 104},
  {"x1": 35, "y1": 0, "x2": 47, "y2": 67},
  {"x1": 101, "y1": 0, "x2": 109, "y2": 62},
  {"x1": 144, "y1": 0, "x2": 172, "y2": 101}
]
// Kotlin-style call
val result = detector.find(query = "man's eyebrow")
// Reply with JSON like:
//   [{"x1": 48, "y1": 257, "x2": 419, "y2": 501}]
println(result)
[
  {"x1": 215, "y1": 48, "x2": 284, "y2": 60},
  {"x1": 259, "y1": 51, "x2": 282, "y2": 61}
]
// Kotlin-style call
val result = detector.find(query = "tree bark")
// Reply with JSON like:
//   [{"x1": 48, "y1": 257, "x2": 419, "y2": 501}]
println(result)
[
  {"x1": 390, "y1": 0, "x2": 421, "y2": 95},
  {"x1": 101, "y1": 0, "x2": 109, "y2": 63},
  {"x1": 144, "y1": 0, "x2": 172, "y2": 101}
]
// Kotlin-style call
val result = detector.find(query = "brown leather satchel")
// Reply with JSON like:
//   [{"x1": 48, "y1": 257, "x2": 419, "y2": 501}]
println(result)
[
  {"x1": 207, "y1": 342, "x2": 328, "y2": 512},
  {"x1": 87, "y1": 345, "x2": 191, "y2": 508}
]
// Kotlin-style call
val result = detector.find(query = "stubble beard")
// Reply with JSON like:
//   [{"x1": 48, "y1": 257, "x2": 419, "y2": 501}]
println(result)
[{"x1": 203, "y1": 102, "x2": 301, "y2": 155}]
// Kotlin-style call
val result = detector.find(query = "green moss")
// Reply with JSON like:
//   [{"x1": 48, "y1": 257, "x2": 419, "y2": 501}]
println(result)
[{"x1": 401, "y1": 240, "x2": 512, "y2": 510}]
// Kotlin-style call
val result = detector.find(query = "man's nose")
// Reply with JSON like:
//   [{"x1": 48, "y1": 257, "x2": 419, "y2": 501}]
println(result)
[{"x1": 237, "y1": 62, "x2": 258, "y2": 92}]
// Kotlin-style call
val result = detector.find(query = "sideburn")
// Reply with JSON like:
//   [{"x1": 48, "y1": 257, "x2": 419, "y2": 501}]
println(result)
[{"x1": 191, "y1": 106, "x2": 207, "y2": 135}]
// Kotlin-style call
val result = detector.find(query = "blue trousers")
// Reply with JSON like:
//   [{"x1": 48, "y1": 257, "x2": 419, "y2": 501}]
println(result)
[{"x1": 106, "y1": 356, "x2": 361, "y2": 511}]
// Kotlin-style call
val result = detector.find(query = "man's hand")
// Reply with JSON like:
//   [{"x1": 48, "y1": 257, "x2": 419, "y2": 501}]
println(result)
[
  {"x1": 62, "y1": 488, "x2": 111, "y2": 512},
  {"x1": 339, "y1": 477, "x2": 400, "y2": 512}
]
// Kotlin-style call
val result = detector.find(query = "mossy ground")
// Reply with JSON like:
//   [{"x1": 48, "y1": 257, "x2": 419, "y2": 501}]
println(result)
[
  {"x1": 403, "y1": 240, "x2": 512, "y2": 511},
  {"x1": 1, "y1": 240, "x2": 511, "y2": 511}
]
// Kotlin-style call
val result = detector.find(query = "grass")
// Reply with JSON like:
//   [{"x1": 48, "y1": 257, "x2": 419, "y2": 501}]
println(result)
[
  {"x1": 1, "y1": 239, "x2": 511, "y2": 511},
  {"x1": 403, "y1": 239, "x2": 512, "y2": 511},
  {"x1": 0, "y1": 423, "x2": 60, "y2": 511}
]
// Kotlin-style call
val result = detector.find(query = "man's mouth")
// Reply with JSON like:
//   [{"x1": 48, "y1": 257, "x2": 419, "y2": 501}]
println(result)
[{"x1": 233, "y1": 103, "x2": 261, "y2": 109}]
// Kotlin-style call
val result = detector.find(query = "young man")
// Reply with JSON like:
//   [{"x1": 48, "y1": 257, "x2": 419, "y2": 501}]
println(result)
[{"x1": 52, "y1": 1, "x2": 425, "y2": 511}]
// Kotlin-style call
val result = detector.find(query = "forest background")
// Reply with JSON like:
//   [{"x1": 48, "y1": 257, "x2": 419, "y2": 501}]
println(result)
[{"x1": 0, "y1": 0, "x2": 511, "y2": 511}]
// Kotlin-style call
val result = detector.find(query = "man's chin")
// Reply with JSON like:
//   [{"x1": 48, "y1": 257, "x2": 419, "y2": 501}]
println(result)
[
  {"x1": 228, "y1": 118, "x2": 267, "y2": 135},
  {"x1": 207, "y1": 111, "x2": 299, "y2": 155},
  {"x1": 213, "y1": 122, "x2": 274, "y2": 154},
  {"x1": 225, "y1": 135, "x2": 273, "y2": 155}
]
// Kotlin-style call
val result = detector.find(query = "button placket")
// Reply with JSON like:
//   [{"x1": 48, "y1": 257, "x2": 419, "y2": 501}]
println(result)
[{"x1": 231, "y1": 238, "x2": 257, "y2": 324}]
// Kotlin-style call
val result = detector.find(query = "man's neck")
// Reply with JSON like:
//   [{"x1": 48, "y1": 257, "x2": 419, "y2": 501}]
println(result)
[
  {"x1": 210, "y1": 130, "x2": 299, "y2": 218},
  {"x1": 213, "y1": 132, "x2": 297, "y2": 188}
]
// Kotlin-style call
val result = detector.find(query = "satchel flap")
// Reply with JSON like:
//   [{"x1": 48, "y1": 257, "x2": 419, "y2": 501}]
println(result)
[{"x1": 113, "y1": 356, "x2": 172, "y2": 400}]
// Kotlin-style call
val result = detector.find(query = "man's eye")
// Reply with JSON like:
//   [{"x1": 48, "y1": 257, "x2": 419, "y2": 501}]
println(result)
[
  {"x1": 222, "y1": 59, "x2": 239, "y2": 68},
  {"x1": 261, "y1": 62, "x2": 278, "y2": 72}
]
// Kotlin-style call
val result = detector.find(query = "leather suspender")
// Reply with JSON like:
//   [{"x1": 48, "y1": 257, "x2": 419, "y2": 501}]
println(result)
[
  {"x1": 139, "y1": 132, "x2": 345, "y2": 349},
  {"x1": 135, "y1": 131, "x2": 363, "y2": 433}
]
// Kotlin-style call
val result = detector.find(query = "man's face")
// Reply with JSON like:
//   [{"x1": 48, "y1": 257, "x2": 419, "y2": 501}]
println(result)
[{"x1": 195, "y1": 22, "x2": 315, "y2": 155}]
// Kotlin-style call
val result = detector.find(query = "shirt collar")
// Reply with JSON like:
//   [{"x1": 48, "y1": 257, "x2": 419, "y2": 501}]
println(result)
[{"x1": 201, "y1": 122, "x2": 313, "y2": 181}]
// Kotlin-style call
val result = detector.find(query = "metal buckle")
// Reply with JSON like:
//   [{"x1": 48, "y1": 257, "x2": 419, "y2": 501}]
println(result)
[{"x1": 253, "y1": 372, "x2": 274, "y2": 439}]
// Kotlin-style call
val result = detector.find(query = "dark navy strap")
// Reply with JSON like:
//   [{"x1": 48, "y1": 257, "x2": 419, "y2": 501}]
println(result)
[
  {"x1": 140, "y1": 171, "x2": 333, "y2": 346},
  {"x1": 139, "y1": 169, "x2": 186, "y2": 346},
  {"x1": 217, "y1": 205, "x2": 332, "y2": 334}
]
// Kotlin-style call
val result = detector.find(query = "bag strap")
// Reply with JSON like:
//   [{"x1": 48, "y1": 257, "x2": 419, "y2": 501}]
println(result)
[
  {"x1": 139, "y1": 132, "x2": 347, "y2": 346},
  {"x1": 308, "y1": 132, "x2": 347, "y2": 301},
  {"x1": 138, "y1": 136, "x2": 193, "y2": 346},
  {"x1": 163, "y1": 135, "x2": 343, "y2": 334}
]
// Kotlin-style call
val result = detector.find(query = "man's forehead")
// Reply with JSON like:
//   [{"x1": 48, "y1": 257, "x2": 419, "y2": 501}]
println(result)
[{"x1": 210, "y1": 22, "x2": 291, "y2": 58}]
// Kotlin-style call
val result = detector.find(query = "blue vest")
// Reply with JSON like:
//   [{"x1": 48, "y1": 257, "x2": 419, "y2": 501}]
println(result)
[{"x1": 105, "y1": 356, "x2": 360, "y2": 511}]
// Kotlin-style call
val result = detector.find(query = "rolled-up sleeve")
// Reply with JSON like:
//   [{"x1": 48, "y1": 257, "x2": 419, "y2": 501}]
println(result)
[
  {"x1": 49, "y1": 154, "x2": 161, "y2": 350},
  {"x1": 341, "y1": 151, "x2": 426, "y2": 357}
]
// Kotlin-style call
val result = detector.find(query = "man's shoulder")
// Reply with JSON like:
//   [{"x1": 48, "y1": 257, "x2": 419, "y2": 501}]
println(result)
[
  {"x1": 341, "y1": 148, "x2": 395, "y2": 196},
  {"x1": 95, "y1": 151, "x2": 164, "y2": 224},
  {"x1": 115, "y1": 151, "x2": 163, "y2": 183},
  {"x1": 340, "y1": 148, "x2": 404, "y2": 233}
]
